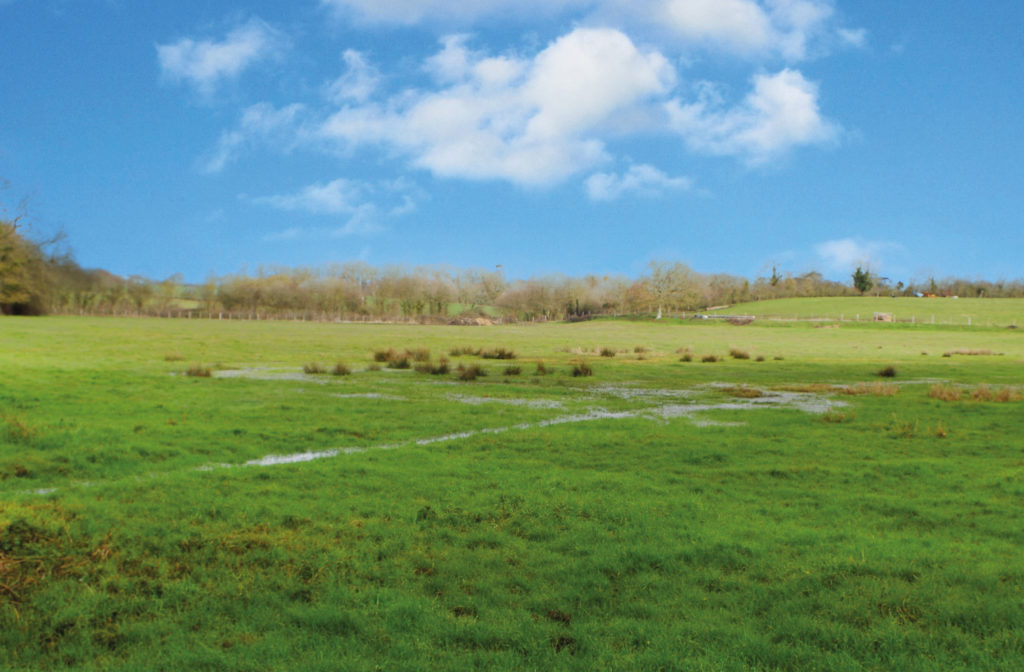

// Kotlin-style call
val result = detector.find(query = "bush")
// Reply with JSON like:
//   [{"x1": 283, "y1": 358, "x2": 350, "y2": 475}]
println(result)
[
  {"x1": 679, "y1": 354, "x2": 693, "y2": 362},
  {"x1": 185, "y1": 364, "x2": 212, "y2": 377},
  {"x1": 599, "y1": 347, "x2": 616, "y2": 358},
  {"x1": 877, "y1": 365, "x2": 897, "y2": 378},
  {"x1": 332, "y1": 362, "x2": 351, "y2": 376},
  {"x1": 571, "y1": 360, "x2": 593, "y2": 377}
]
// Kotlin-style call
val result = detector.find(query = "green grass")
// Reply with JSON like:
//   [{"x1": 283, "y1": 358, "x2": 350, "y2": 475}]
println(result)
[
  {"x1": 2, "y1": 315, "x2": 1024, "y2": 670},
  {"x1": 721, "y1": 296, "x2": 1024, "y2": 327}
]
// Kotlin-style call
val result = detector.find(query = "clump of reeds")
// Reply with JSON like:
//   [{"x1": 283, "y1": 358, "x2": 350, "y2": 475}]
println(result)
[
  {"x1": 599, "y1": 347, "x2": 616, "y2": 358},
  {"x1": 729, "y1": 348, "x2": 750, "y2": 360},
  {"x1": 876, "y1": 365, "x2": 897, "y2": 378},
  {"x1": 332, "y1": 362, "x2": 351, "y2": 376},
  {"x1": 457, "y1": 363, "x2": 486, "y2": 381},
  {"x1": 840, "y1": 382, "x2": 898, "y2": 396},
  {"x1": 503, "y1": 365, "x2": 522, "y2": 376},
  {"x1": 928, "y1": 384, "x2": 962, "y2": 402},
  {"x1": 481, "y1": 347, "x2": 516, "y2": 360},
  {"x1": 303, "y1": 362, "x2": 326, "y2": 374},
  {"x1": 571, "y1": 360, "x2": 593, "y2": 377},
  {"x1": 701, "y1": 354, "x2": 720, "y2": 363},
  {"x1": 185, "y1": 364, "x2": 212, "y2": 377}
]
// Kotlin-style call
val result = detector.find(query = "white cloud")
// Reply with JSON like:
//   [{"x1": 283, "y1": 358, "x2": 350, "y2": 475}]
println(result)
[
  {"x1": 837, "y1": 27, "x2": 867, "y2": 48},
  {"x1": 202, "y1": 102, "x2": 305, "y2": 173},
  {"x1": 325, "y1": 50, "x2": 380, "y2": 104},
  {"x1": 666, "y1": 68, "x2": 838, "y2": 164},
  {"x1": 320, "y1": 0, "x2": 591, "y2": 25},
  {"x1": 815, "y1": 238, "x2": 898, "y2": 274},
  {"x1": 252, "y1": 178, "x2": 422, "y2": 236},
  {"x1": 318, "y1": 28, "x2": 676, "y2": 185},
  {"x1": 157, "y1": 18, "x2": 284, "y2": 95},
  {"x1": 322, "y1": 0, "x2": 850, "y2": 61},
  {"x1": 585, "y1": 164, "x2": 692, "y2": 201}
]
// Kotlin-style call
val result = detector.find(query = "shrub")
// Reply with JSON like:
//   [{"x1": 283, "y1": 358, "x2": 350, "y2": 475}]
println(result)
[
  {"x1": 877, "y1": 365, "x2": 897, "y2": 378},
  {"x1": 600, "y1": 347, "x2": 616, "y2": 358},
  {"x1": 571, "y1": 360, "x2": 593, "y2": 377},
  {"x1": 729, "y1": 348, "x2": 750, "y2": 360},
  {"x1": 701, "y1": 354, "x2": 720, "y2": 363},
  {"x1": 332, "y1": 362, "x2": 351, "y2": 376},
  {"x1": 755, "y1": 355, "x2": 766, "y2": 362},
  {"x1": 457, "y1": 363, "x2": 485, "y2": 381},
  {"x1": 185, "y1": 364, "x2": 212, "y2": 378},
  {"x1": 503, "y1": 365, "x2": 522, "y2": 376},
  {"x1": 481, "y1": 347, "x2": 516, "y2": 360},
  {"x1": 303, "y1": 362, "x2": 326, "y2": 374}
]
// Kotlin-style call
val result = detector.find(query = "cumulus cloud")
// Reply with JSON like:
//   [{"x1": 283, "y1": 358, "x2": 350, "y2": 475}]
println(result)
[
  {"x1": 666, "y1": 68, "x2": 838, "y2": 164},
  {"x1": 157, "y1": 18, "x2": 284, "y2": 95},
  {"x1": 202, "y1": 102, "x2": 305, "y2": 173},
  {"x1": 815, "y1": 237, "x2": 898, "y2": 274},
  {"x1": 318, "y1": 28, "x2": 676, "y2": 185},
  {"x1": 585, "y1": 164, "x2": 692, "y2": 201}
]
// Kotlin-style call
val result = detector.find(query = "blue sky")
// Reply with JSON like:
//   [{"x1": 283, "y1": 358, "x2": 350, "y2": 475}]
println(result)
[{"x1": 2, "y1": 0, "x2": 1022, "y2": 285}]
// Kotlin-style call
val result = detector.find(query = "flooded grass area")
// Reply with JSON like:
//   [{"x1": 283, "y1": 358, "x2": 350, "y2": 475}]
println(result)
[{"x1": 2, "y1": 317, "x2": 1024, "y2": 670}]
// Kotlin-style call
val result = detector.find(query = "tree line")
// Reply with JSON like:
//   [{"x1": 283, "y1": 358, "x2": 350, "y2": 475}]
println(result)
[{"x1": 3, "y1": 210, "x2": 1023, "y2": 320}]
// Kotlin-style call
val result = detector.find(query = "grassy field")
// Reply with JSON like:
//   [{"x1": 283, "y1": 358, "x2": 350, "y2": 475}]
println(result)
[
  {"x1": 717, "y1": 296, "x2": 1024, "y2": 327},
  {"x1": 2, "y1": 316, "x2": 1023, "y2": 670}
]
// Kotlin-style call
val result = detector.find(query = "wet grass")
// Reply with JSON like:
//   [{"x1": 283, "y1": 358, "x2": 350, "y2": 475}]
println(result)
[{"x1": 1, "y1": 316, "x2": 1024, "y2": 670}]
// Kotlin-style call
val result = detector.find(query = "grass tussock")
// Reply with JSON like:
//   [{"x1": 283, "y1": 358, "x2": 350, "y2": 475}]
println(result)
[
  {"x1": 929, "y1": 384, "x2": 962, "y2": 402},
  {"x1": 571, "y1": 360, "x2": 593, "y2": 377},
  {"x1": 303, "y1": 362, "x2": 326, "y2": 374},
  {"x1": 503, "y1": 365, "x2": 522, "y2": 376},
  {"x1": 456, "y1": 363, "x2": 485, "y2": 381},
  {"x1": 876, "y1": 365, "x2": 898, "y2": 378},
  {"x1": 633, "y1": 346, "x2": 649, "y2": 354},
  {"x1": 415, "y1": 358, "x2": 450, "y2": 375},
  {"x1": 729, "y1": 348, "x2": 751, "y2": 360},
  {"x1": 449, "y1": 346, "x2": 479, "y2": 357},
  {"x1": 701, "y1": 354, "x2": 720, "y2": 363},
  {"x1": 775, "y1": 383, "x2": 834, "y2": 393},
  {"x1": 331, "y1": 362, "x2": 352, "y2": 376},
  {"x1": 943, "y1": 348, "x2": 1002, "y2": 357},
  {"x1": 163, "y1": 352, "x2": 185, "y2": 362},
  {"x1": 679, "y1": 354, "x2": 693, "y2": 362},
  {"x1": 534, "y1": 361, "x2": 550, "y2": 376},
  {"x1": 723, "y1": 386, "x2": 763, "y2": 398},
  {"x1": 840, "y1": 382, "x2": 899, "y2": 397},
  {"x1": 3, "y1": 414, "x2": 37, "y2": 444},
  {"x1": 184, "y1": 364, "x2": 212, "y2": 378},
  {"x1": 931, "y1": 383, "x2": 1022, "y2": 403},
  {"x1": 599, "y1": 347, "x2": 616, "y2": 358},
  {"x1": 480, "y1": 347, "x2": 516, "y2": 360},
  {"x1": 822, "y1": 408, "x2": 854, "y2": 423}
]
